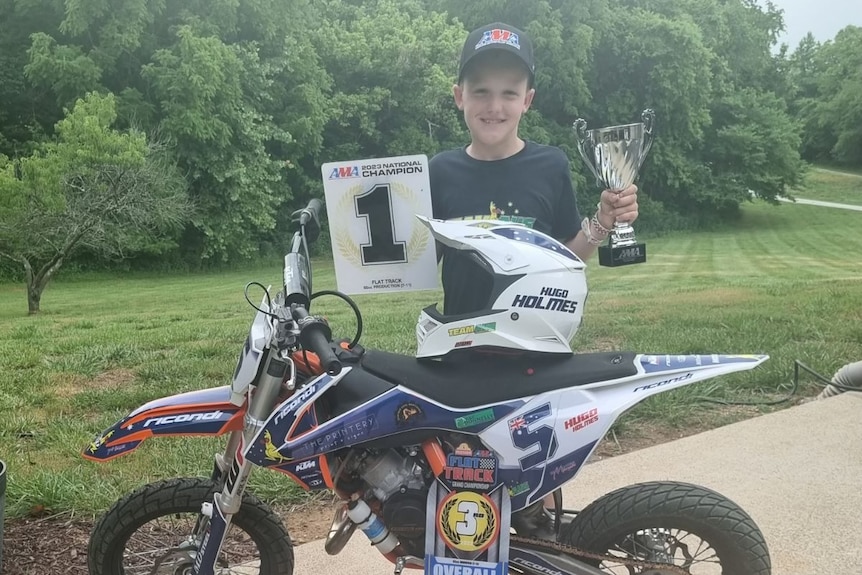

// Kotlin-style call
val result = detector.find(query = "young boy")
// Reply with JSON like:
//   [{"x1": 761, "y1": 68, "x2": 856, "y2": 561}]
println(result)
[
  {"x1": 429, "y1": 21, "x2": 641, "y2": 539},
  {"x1": 430, "y1": 22, "x2": 640, "y2": 316}
]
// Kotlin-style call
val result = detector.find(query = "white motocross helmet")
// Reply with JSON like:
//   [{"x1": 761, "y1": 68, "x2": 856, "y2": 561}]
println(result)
[{"x1": 415, "y1": 217, "x2": 588, "y2": 359}]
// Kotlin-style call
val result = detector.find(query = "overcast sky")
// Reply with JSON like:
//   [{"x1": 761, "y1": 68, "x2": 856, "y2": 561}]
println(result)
[{"x1": 768, "y1": 0, "x2": 862, "y2": 48}]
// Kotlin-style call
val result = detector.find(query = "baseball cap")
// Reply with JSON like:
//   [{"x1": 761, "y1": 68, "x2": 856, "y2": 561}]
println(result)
[{"x1": 458, "y1": 22, "x2": 535, "y2": 85}]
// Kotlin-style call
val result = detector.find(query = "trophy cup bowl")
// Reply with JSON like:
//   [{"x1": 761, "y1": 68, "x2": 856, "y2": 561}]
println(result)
[{"x1": 574, "y1": 109, "x2": 655, "y2": 267}]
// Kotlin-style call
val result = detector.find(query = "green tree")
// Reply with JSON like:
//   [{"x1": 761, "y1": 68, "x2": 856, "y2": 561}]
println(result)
[
  {"x1": 0, "y1": 0, "x2": 823, "y2": 263},
  {"x1": 313, "y1": 0, "x2": 466, "y2": 161},
  {"x1": 18, "y1": 0, "x2": 331, "y2": 261},
  {"x1": 703, "y1": 89, "x2": 803, "y2": 209},
  {"x1": 592, "y1": 0, "x2": 803, "y2": 215},
  {"x1": 140, "y1": 26, "x2": 287, "y2": 259},
  {"x1": 800, "y1": 26, "x2": 862, "y2": 165},
  {"x1": 0, "y1": 0, "x2": 66, "y2": 157},
  {"x1": 0, "y1": 93, "x2": 189, "y2": 313}
]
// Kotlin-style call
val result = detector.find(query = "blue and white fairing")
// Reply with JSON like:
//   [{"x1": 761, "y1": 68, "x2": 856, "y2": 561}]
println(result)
[
  {"x1": 243, "y1": 369, "x2": 525, "y2": 473},
  {"x1": 476, "y1": 353, "x2": 769, "y2": 508},
  {"x1": 244, "y1": 352, "x2": 767, "y2": 508}
]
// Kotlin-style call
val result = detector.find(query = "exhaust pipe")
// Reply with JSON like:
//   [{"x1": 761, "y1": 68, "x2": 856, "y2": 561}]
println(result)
[
  {"x1": 324, "y1": 504, "x2": 357, "y2": 555},
  {"x1": 817, "y1": 360, "x2": 862, "y2": 399}
]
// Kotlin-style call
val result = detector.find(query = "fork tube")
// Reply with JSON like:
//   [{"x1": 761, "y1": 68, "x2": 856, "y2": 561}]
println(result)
[
  {"x1": 190, "y1": 429, "x2": 244, "y2": 540},
  {"x1": 192, "y1": 352, "x2": 292, "y2": 575},
  {"x1": 211, "y1": 430, "x2": 243, "y2": 482}
]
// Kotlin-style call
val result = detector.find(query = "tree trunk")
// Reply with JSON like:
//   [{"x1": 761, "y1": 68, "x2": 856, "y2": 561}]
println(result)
[
  {"x1": 27, "y1": 284, "x2": 42, "y2": 315},
  {"x1": 22, "y1": 258, "x2": 40, "y2": 314},
  {"x1": 23, "y1": 255, "x2": 64, "y2": 315}
]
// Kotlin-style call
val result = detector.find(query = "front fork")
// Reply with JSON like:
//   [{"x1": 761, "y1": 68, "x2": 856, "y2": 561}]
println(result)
[{"x1": 192, "y1": 351, "x2": 294, "y2": 575}]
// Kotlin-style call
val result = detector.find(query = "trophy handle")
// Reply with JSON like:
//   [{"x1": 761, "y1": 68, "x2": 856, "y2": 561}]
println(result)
[
  {"x1": 573, "y1": 118, "x2": 602, "y2": 186},
  {"x1": 573, "y1": 118, "x2": 588, "y2": 145},
  {"x1": 639, "y1": 108, "x2": 656, "y2": 171}
]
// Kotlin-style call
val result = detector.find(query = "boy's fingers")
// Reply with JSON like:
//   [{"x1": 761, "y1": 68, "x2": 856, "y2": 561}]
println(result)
[{"x1": 614, "y1": 194, "x2": 637, "y2": 208}]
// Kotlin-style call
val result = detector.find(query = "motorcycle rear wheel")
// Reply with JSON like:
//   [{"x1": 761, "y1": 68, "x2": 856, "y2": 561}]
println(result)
[
  {"x1": 561, "y1": 481, "x2": 771, "y2": 575},
  {"x1": 88, "y1": 477, "x2": 294, "y2": 575}
]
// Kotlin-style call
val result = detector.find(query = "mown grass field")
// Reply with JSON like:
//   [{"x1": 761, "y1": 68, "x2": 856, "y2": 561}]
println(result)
[
  {"x1": 793, "y1": 167, "x2": 862, "y2": 205},
  {"x1": 1, "y1": 177, "x2": 861, "y2": 520}
]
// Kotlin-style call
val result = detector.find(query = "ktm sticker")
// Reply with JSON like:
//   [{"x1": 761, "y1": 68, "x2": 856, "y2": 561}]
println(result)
[{"x1": 437, "y1": 490, "x2": 500, "y2": 554}]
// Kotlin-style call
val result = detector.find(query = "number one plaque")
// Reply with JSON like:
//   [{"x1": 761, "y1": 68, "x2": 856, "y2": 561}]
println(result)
[{"x1": 321, "y1": 155, "x2": 439, "y2": 295}]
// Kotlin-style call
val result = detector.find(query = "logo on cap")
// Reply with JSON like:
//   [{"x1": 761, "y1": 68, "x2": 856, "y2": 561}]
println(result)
[{"x1": 475, "y1": 29, "x2": 521, "y2": 50}]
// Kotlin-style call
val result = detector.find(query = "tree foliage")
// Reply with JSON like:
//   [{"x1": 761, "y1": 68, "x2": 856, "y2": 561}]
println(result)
[{"x1": 787, "y1": 26, "x2": 862, "y2": 166}]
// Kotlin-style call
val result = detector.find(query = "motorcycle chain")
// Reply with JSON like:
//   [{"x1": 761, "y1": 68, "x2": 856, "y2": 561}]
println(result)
[{"x1": 510, "y1": 534, "x2": 692, "y2": 575}]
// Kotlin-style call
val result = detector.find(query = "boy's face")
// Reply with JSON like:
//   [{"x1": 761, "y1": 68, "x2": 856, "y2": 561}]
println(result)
[{"x1": 454, "y1": 59, "x2": 535, "y2": 157}]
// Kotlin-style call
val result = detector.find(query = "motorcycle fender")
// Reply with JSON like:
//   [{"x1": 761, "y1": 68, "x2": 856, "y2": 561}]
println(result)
[{"x1": 82, "y1": 385, "x2": 245, "y2": 462}]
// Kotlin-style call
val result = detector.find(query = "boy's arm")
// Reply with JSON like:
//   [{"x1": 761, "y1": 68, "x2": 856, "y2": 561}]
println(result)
[{"x1": 565, "y1": 227, "x2": 602, "y2": 261}]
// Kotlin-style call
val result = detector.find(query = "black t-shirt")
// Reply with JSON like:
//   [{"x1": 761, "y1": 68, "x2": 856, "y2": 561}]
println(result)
[{"x1": 429, "y1": 142, "x2": 581, "y2": 315}]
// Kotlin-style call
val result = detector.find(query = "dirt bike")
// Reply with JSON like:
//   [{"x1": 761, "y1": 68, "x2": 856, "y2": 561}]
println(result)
[{"x1": 82, "y1": 198, "x2": 771, "y2": 575}]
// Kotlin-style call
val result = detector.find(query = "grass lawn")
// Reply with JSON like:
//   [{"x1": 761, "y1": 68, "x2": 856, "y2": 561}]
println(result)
[
  {"x1": 792, "y1": 167, "x2": 862, "y2": 206},
  {"x1": 1, "y1": 189, "x2": 861, "y2": 520}
]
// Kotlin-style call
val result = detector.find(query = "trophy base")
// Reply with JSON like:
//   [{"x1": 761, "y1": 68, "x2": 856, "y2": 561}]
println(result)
[{"x1": 599, "y1": 243, "x2": 647, "y2": 267}]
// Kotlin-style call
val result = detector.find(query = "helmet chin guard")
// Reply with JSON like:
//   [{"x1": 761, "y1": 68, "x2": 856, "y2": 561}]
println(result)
[{"x1": 415, "y1": 217, "x2": 588, "y2": 359}]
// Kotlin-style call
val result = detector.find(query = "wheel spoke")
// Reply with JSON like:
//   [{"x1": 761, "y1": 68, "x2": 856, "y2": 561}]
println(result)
[
  {"x1": 124, "y1": 516, "x2": 260, "y2": 573},
  {"x1": 591, "y1": 528, "x2": 724, "y2": 574}
]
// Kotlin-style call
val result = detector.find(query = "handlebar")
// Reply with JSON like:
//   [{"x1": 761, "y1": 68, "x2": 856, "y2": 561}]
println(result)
[
  {"x1": 284, "y1": 197, "x2": 321, "y2": 308},
  {"x1": 281, "y1": 197, "x2": 344, "y2": 375},
  {"x1": 297, "y1": 198, "x2": 323, "y2": 228},
  {"x1": 291, "y1": 197, "x2": 322, "y2": 244},
  {"x1": 292, "y1": 305, "x2": 342, "y2": 376}
]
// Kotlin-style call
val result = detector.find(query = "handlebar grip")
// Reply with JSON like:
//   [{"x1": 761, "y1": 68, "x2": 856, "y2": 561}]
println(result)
[
  {"x1": 305, "y1": 198, "x2": 323, "y2": 225},
  {"x1": 297, "y1": 198, "x2": 323, "y2": 227},
  {"x1": 292, "y1": 198, "x2": 323, "y2": 244},
  {"x1": 302, "y1": 326, "x2": 342, "y2": 376},
  {"x1": 293, "y1": 306, "x2": 342, "y2": 375}
]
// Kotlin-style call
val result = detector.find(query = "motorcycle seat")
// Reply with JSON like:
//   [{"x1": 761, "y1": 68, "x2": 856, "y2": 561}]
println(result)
[{"x1": 360, "y1": 349, "x2": 638, "y2": 408}]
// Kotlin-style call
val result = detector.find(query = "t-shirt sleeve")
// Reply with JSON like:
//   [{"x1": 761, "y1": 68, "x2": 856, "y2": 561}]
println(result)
[
  {"x1": 429, "y1": 153, "x2": 447, "y2": 220},
  {"x1": 552, "y1": 153, "x2": 582, "y2": 241}
]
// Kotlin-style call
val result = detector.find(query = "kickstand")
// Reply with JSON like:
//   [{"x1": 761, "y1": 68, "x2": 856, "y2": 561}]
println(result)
[{"x1": 553, "y1": 488, "x2": 563, "y2": 536}]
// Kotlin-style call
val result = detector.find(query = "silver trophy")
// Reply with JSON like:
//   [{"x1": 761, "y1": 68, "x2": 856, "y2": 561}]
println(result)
[{"x1": 573, "y1": 109, "x2": 655, "y2": 266}]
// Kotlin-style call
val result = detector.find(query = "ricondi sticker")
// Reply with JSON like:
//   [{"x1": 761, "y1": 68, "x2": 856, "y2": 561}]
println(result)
[
  {"x1": 633, "y1": 372, "x2": 693, "y2": 393},
  {"x1": 143, "y1": 411, "x2": 225, "y2": 428}
]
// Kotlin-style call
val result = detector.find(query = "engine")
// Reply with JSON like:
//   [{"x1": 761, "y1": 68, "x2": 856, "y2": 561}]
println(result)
[
  {"x1": 337, "y1": 434, "x2": 492, "y2": 557},
  {"x1": 344, "y1": 447, "x2": 431, "y2": 556}
]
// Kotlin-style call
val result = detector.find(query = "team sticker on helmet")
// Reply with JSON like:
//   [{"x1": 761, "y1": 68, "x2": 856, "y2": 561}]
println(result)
[
  {"x1": 448, "y1": 322, "x2": 496, "y2": 337},
  {"x1": 437, "y1": 490, "x2": 500, "y2": 554}
]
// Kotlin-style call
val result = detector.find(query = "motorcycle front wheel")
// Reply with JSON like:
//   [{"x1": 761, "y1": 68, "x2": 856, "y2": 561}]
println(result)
[
  {"x1": 561, "y1": 481, "x2": 771, "y2": 575},
  {"x1": 88, "y1": 477, "x2": 294, "y2": 575}
]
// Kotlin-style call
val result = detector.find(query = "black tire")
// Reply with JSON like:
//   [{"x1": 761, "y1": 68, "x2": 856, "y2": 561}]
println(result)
[
  {"x1": 561, "y1": 481, "x2": 770, "y2": 575},
  {"x1": 88, "y1": 477, "x2": 294, "y2": 575}
]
